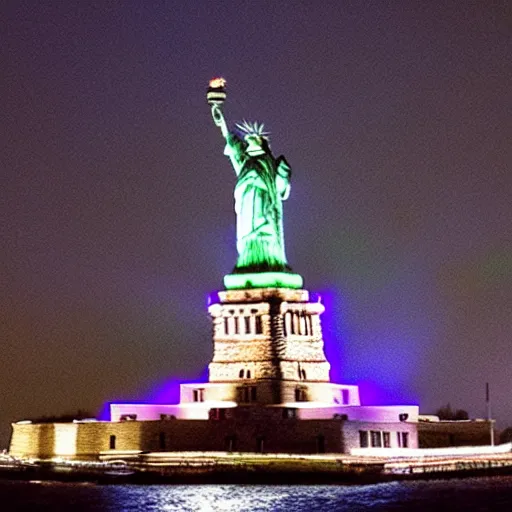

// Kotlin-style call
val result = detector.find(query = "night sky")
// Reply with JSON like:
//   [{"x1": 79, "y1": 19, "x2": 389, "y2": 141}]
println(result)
[{"x1": 2, "y1": 1, "x2": 511, "y2": 448}]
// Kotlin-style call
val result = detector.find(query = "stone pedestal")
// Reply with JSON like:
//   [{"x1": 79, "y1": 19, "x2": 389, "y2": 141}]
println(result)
[{"x1": 208, "y1": 288, "x2": 332, "y2": 404}]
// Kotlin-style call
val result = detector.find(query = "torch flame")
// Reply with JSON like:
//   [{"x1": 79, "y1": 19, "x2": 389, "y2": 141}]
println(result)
[{"x1": 209, "y1": 77, "x2": 226, "y2": 88}]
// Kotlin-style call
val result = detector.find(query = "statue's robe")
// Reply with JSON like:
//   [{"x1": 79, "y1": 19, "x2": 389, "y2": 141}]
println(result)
[{"x1": 224, "y1": 133, "x2": 291, "y2": 273}]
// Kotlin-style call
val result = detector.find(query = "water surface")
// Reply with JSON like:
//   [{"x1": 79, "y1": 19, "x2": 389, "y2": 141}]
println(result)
[{"x1": 2, "y1": 476, "x2": 512, "y2": 511}]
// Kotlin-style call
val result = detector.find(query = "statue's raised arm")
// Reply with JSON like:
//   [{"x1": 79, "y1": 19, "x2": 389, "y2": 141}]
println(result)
[
  {"x1": 207, "y1": 78, "x2": 302, "y2": 290},
  {"x1": 207, "y1": 78, "x2": 229, "y2": 138}
]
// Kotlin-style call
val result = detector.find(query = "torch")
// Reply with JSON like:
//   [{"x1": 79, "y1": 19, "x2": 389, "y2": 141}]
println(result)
[
  {"x1": 207, "y1": 77, "x2": 228, "y2": 136},
  {"x1": 207, "y1": 77, "x2": 227, "y2": 105}
]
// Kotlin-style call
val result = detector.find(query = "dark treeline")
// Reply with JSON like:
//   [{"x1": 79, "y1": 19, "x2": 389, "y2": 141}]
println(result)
[{"x1": 26, "y1": 410, "x2": 95, "y2": 423}]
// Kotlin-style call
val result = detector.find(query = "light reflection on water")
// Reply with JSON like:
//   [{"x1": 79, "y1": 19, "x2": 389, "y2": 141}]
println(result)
[
  {"x1": 106, "y1": 483, "x2": 405, "y2": 511},
  {"x1": 3, "y1": 477, "x2": 512, "y2": 511}
]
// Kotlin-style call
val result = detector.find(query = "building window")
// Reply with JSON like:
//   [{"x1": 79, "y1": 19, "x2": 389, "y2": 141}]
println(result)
[
  {"x1": 342, "y1": 389, "x2": 349, "y2": 405},
  {"x1": 362, "y1": 430, "x2": 394, "y2": 448},
  {"x1": 210, "y1": 408, "x2": 226, "y2": 420},
  {"x1": 370, "y1": 431, "x2": 382, "y2": 448},
  {"x1": 244, "y1": 316, "x2": 251, "y2": 334},
  {"x1": 397, "y1": 432, "x2": 409, "y2": 448},
  {"x1": 239, "y1": 369, "x2": 245, "y2": 378},
  {"x1": 237, "y1": 386, "x2": 257, "y2": 403},
  {"x1": 295, "y1": 387, "x2": 307, "y2": 402},
  {"x1": 301, "y1": 369, "x2": 307, "y2": 380},
  {"x1": 234, "y1": 317, "x2": 239, "y2": 334},
  {"x1": 286, "y1": 311, "x2": 311, "y2": 336},
  {"x1": 193, "y1": 388, "x2": 205, "y2": 402},
  {"x1": 369, "y1": 431, "x2": 394, "y2": 448},
  {"x1": 292, "y1": 312, "x2": 299, "y2": 334},
  {"x1": 307, "y1": 315, "x2": 313, "y2": 335},
  {"x1": 299, "y1": 313, "x2": 306, "y2": 335},
  {"x1": 255, "y1": 316, "x2": 262, "y2": 334},
  {"x1": 224, "y1": 317, "x2": 229, "y2": 334},
  {"x1": 246, "y1": 370, "x2": 251, "y2": 379},
  {"x1": 159, "y1": 432, "x2": 166, "y2": 450},
  {"x1": 109, "y1": 435, "x2": 116, "y2": 450}
]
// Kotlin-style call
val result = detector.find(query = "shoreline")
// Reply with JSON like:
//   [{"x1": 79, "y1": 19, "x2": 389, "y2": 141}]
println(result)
[{"x1": 2, "y1": 452, "x2": 512, "y2": 485}]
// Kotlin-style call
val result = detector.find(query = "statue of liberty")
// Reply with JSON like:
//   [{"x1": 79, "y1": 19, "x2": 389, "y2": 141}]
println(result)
[{"x1": 207, "y1": 78, "x2": 302, "y2": 289}]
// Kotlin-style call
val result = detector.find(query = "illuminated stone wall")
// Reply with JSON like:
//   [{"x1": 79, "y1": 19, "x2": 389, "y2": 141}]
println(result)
[
  {"x1": 9, "y1": 423, "x2": 56, "y2": 459},
  {"x1": 10, "y1": 422, "x2": 147, "y2": 459},
  {"x1": 10, "y1": 405, "x2": 421, "y2": 459},
  {"x1": 10, "y1": 415, "x2": 342, "y2": 458}
]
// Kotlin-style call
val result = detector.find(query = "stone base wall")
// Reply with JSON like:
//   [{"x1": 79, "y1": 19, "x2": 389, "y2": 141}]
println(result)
[
  {"x1": 10, "y1": 414, "x2": 344, "y2": 459},
  {"x1": 9, "y1": 423, "x2": 57, "y2": 459},
  {"x1": 418, "y1": 420, "x2": 494, "y2": 448},
  {"x1": 10, "y1": 407, "x2": 420, "y2": 460}
]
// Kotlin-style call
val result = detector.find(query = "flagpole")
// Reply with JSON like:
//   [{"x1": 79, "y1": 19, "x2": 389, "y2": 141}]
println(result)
[{"x1": 486, "y1": 382, "x2": 494, "y2": 446}]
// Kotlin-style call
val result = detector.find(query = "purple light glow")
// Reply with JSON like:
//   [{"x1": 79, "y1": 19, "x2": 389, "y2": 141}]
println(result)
[
  {"x1": 97, "y1": 402, "x2": 112, "y2": 421},
  {"x1": 143, "y1": 366, "x2": 210, "y2": 403},
  {"x1": 316, "y1": 287, "x2": 348, "y2": 384},
  {"x1": 207, "y1": 291, "x2": 221, "y2": 306},
  {"x1": 97, "y1": 283, "x2": 420, "y2": 423},
  {"x1": 98, "y1": 366, "x2": 210, "y2": 421},
  {"x1": 318, "y1": 285, "x2": 419, "y2": 407},
  {"x1": 357, "y1": 379, "x2": 419, "y2": 408}
]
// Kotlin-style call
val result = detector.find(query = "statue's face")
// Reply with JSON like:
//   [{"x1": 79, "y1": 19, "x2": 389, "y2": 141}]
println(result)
[{"x1": 245, "y1": 135, "x2": 265, "y2": 156}]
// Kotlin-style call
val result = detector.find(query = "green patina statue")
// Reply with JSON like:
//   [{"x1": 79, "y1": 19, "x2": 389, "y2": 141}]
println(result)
[{"x1": 207, "y1": 78, "x2": 302, "y2": 290}]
